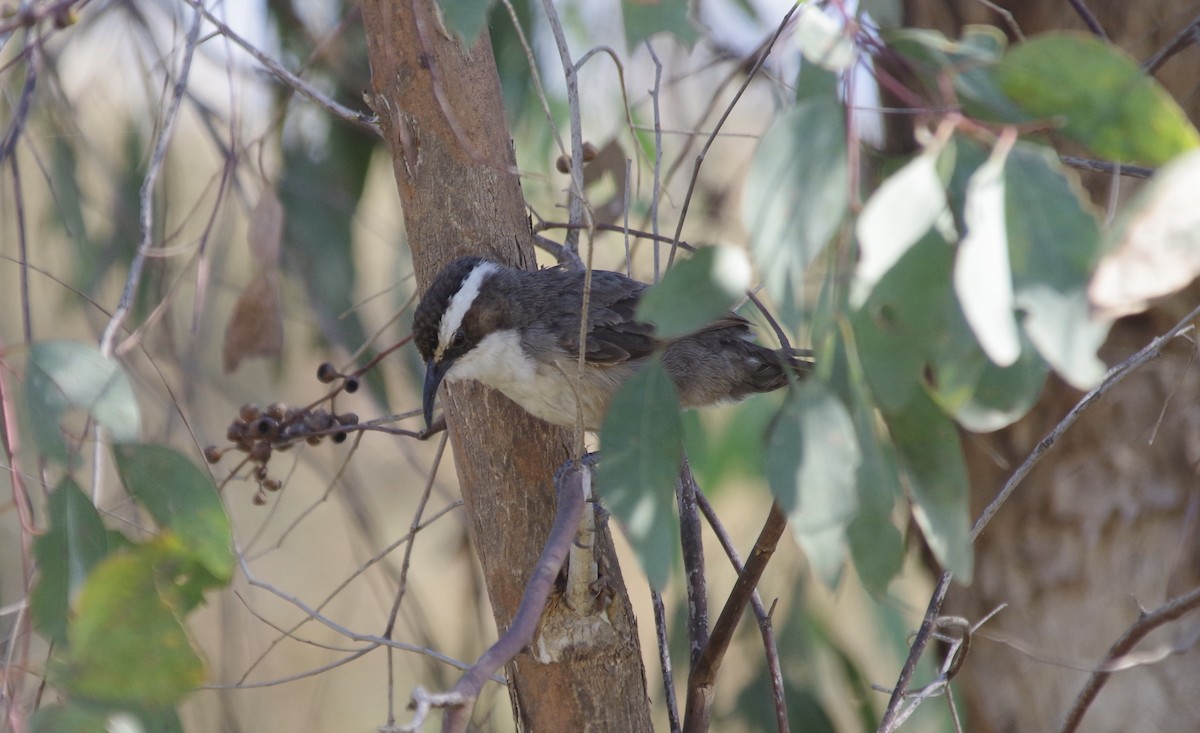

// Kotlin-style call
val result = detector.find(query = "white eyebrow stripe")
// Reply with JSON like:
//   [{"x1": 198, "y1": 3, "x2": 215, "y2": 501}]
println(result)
[{"x1": 436, "y1": 261, "x2": 500, "y2": 359}]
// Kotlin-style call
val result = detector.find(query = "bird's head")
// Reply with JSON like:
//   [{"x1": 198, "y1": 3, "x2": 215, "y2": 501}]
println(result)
[{"x1": 412, "y1": 257, "x2": 506, "y2": 430}]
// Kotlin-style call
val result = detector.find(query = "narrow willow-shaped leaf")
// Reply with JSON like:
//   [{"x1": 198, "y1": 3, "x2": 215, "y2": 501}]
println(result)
[{"x1": 597, "y1": 357, "x2": 683, "y2": 589}]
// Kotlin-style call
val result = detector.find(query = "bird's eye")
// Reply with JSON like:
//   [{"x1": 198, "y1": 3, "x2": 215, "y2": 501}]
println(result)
[{"x1": 450, "y1": 330, "x2": 466, "y2": 349}]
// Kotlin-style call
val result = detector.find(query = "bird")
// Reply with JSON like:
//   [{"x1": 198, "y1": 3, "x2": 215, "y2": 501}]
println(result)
[{"x1": 413, "y1": 256, "x2": 810, "y2": 432}]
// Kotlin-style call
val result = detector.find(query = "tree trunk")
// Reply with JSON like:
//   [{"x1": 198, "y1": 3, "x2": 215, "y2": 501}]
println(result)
[
  {"x1": 901, "y1": 2, "x2": 1200, "y2": 730},
  {"x1": 358, "y1": 3, "x2": 652, "y2": 730}
]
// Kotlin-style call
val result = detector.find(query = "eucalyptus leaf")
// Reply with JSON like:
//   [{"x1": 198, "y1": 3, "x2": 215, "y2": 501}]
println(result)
[
  {"x1": 636, "y1": 246, "x2": 750, "y2": 339},
  {"x1": 113, "y1": 444, "x2": 233, "y2": 583},
  {"x1": 25, "y1": 341, "x2": 140, "y2": 464},
  {"x1": 854, "y1": 149, "x2": 950, "y2": 307},
  {"x1": 31, "y1": 478, "x2": 111, "y2": 644},
  {"x1": 1092, "y1": 148, "x2": 1200, "y2": 320},
  {"x1": 623, "y1": 0, "x2": 698, "y2": 50},
  {"x1": 435, "y1": 0, "x2": 493, "y2": 46},
  {"x1": 63, "y1": 545, "x2": 205, "y2": 706},
  {"x1": 767, "y1": 380, "x2": 861, "y2": 587},
  {"x1": 597, "y1": 357, "x2": 683, "y2": 589},
  {"x1": 744, "y1": 67, "x2": 848, "y2": 315},
  {"x1": 955, "y1": 143, "x2": 1020, "y2": 367},
  {"x1": 883, "y1": 391, "x2": 972, "y2": 582},
  {"x1": 996, "y1": 33, "x2": 1200, "y2": 165}
]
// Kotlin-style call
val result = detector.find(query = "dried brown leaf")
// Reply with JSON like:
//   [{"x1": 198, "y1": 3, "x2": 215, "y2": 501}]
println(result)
[
  {"x1": 248, "y1": 190, "x2": 284, "y2": 268},
  {"x1": 222, "y1": 270, "x2": 283, "y2": 373}
]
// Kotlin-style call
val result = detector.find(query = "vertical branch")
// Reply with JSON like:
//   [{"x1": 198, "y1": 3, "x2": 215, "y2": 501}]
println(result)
[
  {"x1": 645, "y1": 41, "x2": 664, "y2": 281},
  {"x1": 651, "y1": 589, "x2": 681, "y2": 733},
  {"x1": 683, "y1": 502, "x2": 789, "y2": 733},
  {"x1": 677, "y1": 457, "x2": 707, "y2": 669}
]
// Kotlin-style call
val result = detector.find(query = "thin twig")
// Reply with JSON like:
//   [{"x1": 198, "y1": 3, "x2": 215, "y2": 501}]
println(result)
[
  {"x1": 178, "y1": 0, "x2": 377, "y2": 132},
  {"x1": 695, "y1": 491, "x2": 788, "y2": 733},
  {"x1": 385, "y1": 431, "x2": 448, "y2": 728},
  {"x1": 878, "y1": 571, "x2": 953, "y2": 733},
  {"x1": 682, "y1": 502, "x2": 789, "y2": 733},
  {"x1": 1142, "y1": 12, "x2": 1200, "y2": 74},
  {"x1": 1060, "y1": 156, "x2": 1152, "y2": 180},
  {"x1": 438, "y1": 461, "x2": 590, "y2": 733},
  {"x1": 538, "y1": 0, "x2": 588, "y2": 258},
  {"x1": 1061, "y1": 584, "x2": 1200, "y2": 733},
  {"x1": 651, "y1": 589, "x2": 682, "y2": 733},
  {"x1": 1065, "y1": 0, "x2": 1108, "y2": 39},
  {"x1": 677, "y1": 457, "x2": 708, "y2": 670},
  {"x1": 972, "y1": 303, "x2": 1200, "y2": 541},
  {"x1": 667, "y1": 4, "x2": 798, "y2": 270},
  {"x1": 645, "y1": 40, "x2": 665, "y2": 281}
]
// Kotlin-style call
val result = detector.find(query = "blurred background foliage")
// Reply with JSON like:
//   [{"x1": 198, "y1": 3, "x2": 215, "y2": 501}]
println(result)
[{"x1": 4, "y1": 0, "x2": 1200, "y2": 731}]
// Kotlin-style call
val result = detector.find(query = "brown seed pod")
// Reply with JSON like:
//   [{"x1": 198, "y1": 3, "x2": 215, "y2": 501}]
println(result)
[
  {"x1": 249, "y1": 442, "x2": 272, "y2": 463},
  {"x1": 253, "y1": 491, "x2": 268, "y2": 506},
  {"x1": 332, "y1": 431, "x2": 348, "y2": 444},
  {"x1": 239, "y1": 403, "x2": 261, "y2": 422},
  {"x1": 343, "y1": 376, "x2": 360, "y2": 394},
  {"x1": 255, "y1": 416, "x2": 279, "y2": 439},
  {"x1": 203, "y1": 445, "x2": 224, "y2": 464},
  {"x1": 317, "y1": 362, "x2": 339, "y2": 383},
  {"x1": 336, "y1": 412, "x2": 359, "y2": 426},
  {"x1": 226, "y1": 422, "x2": 248, "y2": 443},
  {"x1": 266, "y1": 403, "x2": 287, "y2": 420}
]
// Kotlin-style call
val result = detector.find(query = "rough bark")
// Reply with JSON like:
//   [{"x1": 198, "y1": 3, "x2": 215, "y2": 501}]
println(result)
[
  {"x1": 358, "y1": 3, "x2": 652, "y2": 730},
  {"x1": 901, "y1": 2, "x2": 1200, "y2": 731}
]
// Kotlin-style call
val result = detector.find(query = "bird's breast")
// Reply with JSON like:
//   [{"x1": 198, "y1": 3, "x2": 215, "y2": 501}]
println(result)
[{"x1": 444, "y1": 330, "x2": 623, "y2": 429}]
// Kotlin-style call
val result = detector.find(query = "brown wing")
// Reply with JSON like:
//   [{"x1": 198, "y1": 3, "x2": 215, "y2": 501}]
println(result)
[{"x1": 549, "y1": 269, "x2": 658, "y2": 365}]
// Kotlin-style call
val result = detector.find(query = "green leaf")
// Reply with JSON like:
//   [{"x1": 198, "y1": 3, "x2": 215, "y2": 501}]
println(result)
[
  {"x1": 113, "y1": 444, "x2": 233, "y2": 583},
  {"x1": 1092, "y1": 148, "x2": 1200, "y2": 320},
  {"x1": 831, "y1": 329, "x2": 904, "y2": 595},
  {"x1": 623, "y1": 0, "x2": 698, "y2": 50},
  {"x1": 436, "y1": 0, "x2": 493, "y2": 45},
  {"x1": 954, "y1": 142, "x2": 1020, "y2": 367},
  {"x1": 25, "y1": 341, "x2": 140, "y2": 463},
  {"x1": 996, "y1": 32, "x2": 1200, "y2": 165},
  {"x1": 796, "y1": 3, "x2": 855, "y2": 70},
  {"x1": 854, "y1": 148, "x2": 951, "y2": 307},
  {"x1": 744, "y1": 67, "x2": 848, "y2": 315},
  {"x1": 598, "y1": 356, "x2": 683, "y2": 590},
  {"x1": 636, "y1": 246, "x2": 750, "y2": 338},
  {"x1": 886, "y1": 27, "x2": 1027, "y2": 124},
  {"x1": 1004, "y1": 143, "x2": 1108, "y2": 389},
  {"x1": 31, "y1": 479, "x2": 111, "y2": 644},
  {"x1": 852, "y1": 231, "x2": 955, "y2": 412},
  {"x1": 31, "y1": 703, "x2": 182, "y2": 733},
  {"x1": 883, "y1": 391, "x2": 972, "y2": 582},
  {"x1": 63, "y1": 545, "x2": 205, "y2": 706},
  {"x1": 767, "y1": 380, "x2": 861, "y2": 586},
  {"x1": 29, "y1": 703, "x2": 107, "y2": 733}
]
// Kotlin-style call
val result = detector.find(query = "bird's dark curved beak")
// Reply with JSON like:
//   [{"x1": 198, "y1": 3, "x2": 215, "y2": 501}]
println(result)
[{"x1": 422, "y1": 358, "x2": 452, "y2": 430}]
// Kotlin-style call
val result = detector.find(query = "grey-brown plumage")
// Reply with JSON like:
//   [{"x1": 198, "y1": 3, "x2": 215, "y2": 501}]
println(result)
[{"x1": 413, "y1": 256, "x2": 810, "y2": 430}]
